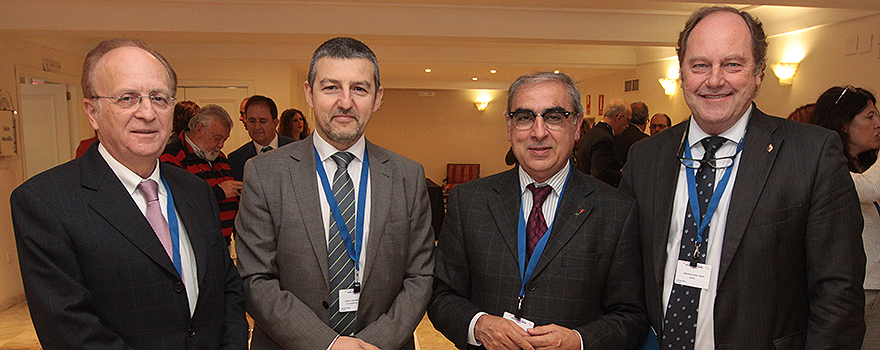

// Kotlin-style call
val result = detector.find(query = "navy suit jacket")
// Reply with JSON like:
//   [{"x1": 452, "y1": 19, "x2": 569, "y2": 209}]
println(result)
[
  {"x1": 11, "y1": 142, "x2": 248, "y2": 350},
  {"x1": 228, "y1": 135, "x2": 296, "y2": 181},
  {"x1": 620, "y1": 105, "x2": 866, "y2": 349}
]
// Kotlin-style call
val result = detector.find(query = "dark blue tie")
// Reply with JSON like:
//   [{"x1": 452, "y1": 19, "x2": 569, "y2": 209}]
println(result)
[
  {"x1": 327, "y1": 151, "x2": 357, "y2": 335},
  {"x1": 662, "y1": 136, "x2": 726, "y2": 350}
]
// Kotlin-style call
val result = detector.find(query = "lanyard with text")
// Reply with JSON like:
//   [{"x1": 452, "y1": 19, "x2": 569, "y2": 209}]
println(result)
[
  {"x1": 683, "y1": 132, "x2": 744, "y2": 266},
  {"x1": 515, "y1": 167, "x2": 570, "y2": 317},
  {"x1": 159, "y1": 175, "x2": 183, "y2": 277},
  {"x1": 315, "y1": 147, "x2": 369, "y2": 292}
]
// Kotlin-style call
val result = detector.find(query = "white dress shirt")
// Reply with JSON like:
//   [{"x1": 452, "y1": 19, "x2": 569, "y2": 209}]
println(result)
[{"x1": 253, "y1": 133, "x2": 280, "y2": 154}]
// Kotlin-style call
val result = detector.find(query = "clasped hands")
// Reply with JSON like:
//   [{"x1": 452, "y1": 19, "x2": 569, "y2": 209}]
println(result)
[{"x1": 475, "y1": 314, "x2": 580, "y2": 350}]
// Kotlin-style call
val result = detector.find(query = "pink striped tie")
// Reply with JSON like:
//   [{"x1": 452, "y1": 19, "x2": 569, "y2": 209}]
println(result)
[{"x1": 138, "y1": 179, "x2": 174, "y2": 260}]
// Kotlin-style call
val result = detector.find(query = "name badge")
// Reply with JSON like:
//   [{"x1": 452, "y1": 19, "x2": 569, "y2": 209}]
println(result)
[
  {"x1": 339, "y1": 289, "x2": 359, "y2": 313},
  {"x1": 674, "y1": 260, "x2": 712, "y2": 290},
  {"x1": 503, "y1": 311, "x2": 534, "y2": 331}
]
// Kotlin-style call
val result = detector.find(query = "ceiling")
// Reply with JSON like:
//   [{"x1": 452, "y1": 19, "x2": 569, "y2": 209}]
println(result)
[{"x1": 1, "y1": 0, "x2": 877, "y2": 90}]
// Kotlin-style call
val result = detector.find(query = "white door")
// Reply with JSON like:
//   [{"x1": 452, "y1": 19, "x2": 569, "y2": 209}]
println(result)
[
  {"x1": 180, "y1": 86, "x2": 250, "y2": 154},
  {"x1": 19, "y1": 81, "x2": 72, "y2": 179}
]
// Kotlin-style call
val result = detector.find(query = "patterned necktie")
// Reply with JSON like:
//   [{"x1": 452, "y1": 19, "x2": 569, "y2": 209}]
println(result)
[
  {"x1": 526, "y1": 184, "x2": 553, "y2": 260},
  {"x1": 327, "y1": 151, "x2": 358, "y2": 335},
  {"x1": 662, "y1": 136, "x2": 726, "y2": 350},
  {"x1": 137, "y1": 180, "x2": 174, "y2": 262},
  {"x1": 261, "y1": 145, "x2": 273, "y2": 153}
]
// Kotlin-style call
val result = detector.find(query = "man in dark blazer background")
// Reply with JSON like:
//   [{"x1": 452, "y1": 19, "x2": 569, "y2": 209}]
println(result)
[
  {"x1": 11, "y1": 38, "x2": 247, "y2": 349},
  {"x1": 576, "y1": 99, "x2": 630, "y2": 187},
  {"x1": 620, "y1": 6, "x2": 865, "y2": 349},
  {"x1": 429, "y1": 72, "x2": 647, "y2": 350},
  {"x1": 227, "y1": 95, "x2": 295, "y2": 181},
  {"x1": 235, "y1": 37, "x2": 434, "y2": 350}
]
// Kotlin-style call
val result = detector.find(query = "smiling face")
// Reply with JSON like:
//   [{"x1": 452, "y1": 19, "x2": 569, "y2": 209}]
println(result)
[
  {"x1": 305, "y1": 57, "x2": 383, "y2": 150},
  {"x1": 680, "y1": 11, "x2": 761, "y2": 135},
  {"x1": 84, "y1": 46, "x2": 174, "y2": 177},
  {"x1": 508, "y1": 81, "x2": 581, "y2": 183},
  {"x1": 845, "y1": 101, "x2": 880, "y2": 157}
]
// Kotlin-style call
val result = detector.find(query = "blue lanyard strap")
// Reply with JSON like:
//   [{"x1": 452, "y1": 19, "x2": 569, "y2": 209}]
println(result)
[
  {"x1": 314, "y1": 147, "x2": 369, "y2": 272},
  {"x1": 517, "y1": 167, "x2": 571, "y2": 299},
  {"x1": 683, "y1": 133, "x2": 745, "y2": 248},
  {"x1": 160, "y1": 175, "x2": 182, "y2": 277}
]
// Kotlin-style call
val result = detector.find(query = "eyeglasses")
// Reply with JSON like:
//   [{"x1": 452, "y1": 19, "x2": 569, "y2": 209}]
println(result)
[
  {"x1": 650, "y1": 123, "x2": 669, "y2": 128},
  {"x1": 91, "y1": 92, "x2": 176, "y2": 110},
  {"x1": 508, "y1": 109, "x2": 575, "y2": 130},
  {"x1": 834, "y1": 85, "x2": 859, "y2": 105},
  {"x1": 675, "y1": 130, "x2": 743, "y2": 169}
]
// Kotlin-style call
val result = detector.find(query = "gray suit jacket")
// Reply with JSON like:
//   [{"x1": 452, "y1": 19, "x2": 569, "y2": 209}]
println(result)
[
  {"x1": 619, "y1": 105, "x2": 866, "y2": 349},
  {"x1": 429, "y1": 166, "x2": 647, "y2": 349},
  {"x1": 235, "y1": 134, "x2": 434, "y2": 350}
]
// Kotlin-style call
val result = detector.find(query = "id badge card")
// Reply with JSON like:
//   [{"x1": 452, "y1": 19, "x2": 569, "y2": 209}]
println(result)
[
  {"x1": 339, "y1": 289, "x2": 360, "y2": 312},
  {"x1": 674, "y1": 260, "x2": 712, "y2": 290},
  {"x1": 503, "y1": 311, "x2": 534, "y2": 331}
]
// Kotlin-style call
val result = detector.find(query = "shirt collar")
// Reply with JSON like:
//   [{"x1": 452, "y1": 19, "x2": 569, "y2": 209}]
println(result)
[
  {"x1": 97, "y1": 143, "x2": 164, "y2": 197},
  {"x1": 184, "y1": 132, "x2": 208, "y2": 161},
  {"x1": 517, "y1": 159, "x2": 571, "y2": 196},
  {"x1": 313, "y1": 132, "x2": 366, "y2": 163},
  {"x1": 687, "y1": 104, "x2": 751, "y2": 150},
  {"x1": 254, "y1": 133, "x2": 279, "y2": 153}
]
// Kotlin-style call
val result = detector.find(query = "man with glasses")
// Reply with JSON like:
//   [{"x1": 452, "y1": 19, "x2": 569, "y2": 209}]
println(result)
[
  {"x1": 576, "y1": 99, "x2": 630, "y2": 187},
  {"x1": 430, "y1": 72, "x2": 647, "y2": 350},
  {"x1": 620, "y1": 6, "x2": 865, "y2": 349},
  {"x1": 11, "y1": 38, "x2": 247, "y2": 349},
  {"x1": 228, "y1": 95, "x2": 295, "y2": 181},
  {"x1": 649, "y1": 113, "x2": 671, "y2": 135}
]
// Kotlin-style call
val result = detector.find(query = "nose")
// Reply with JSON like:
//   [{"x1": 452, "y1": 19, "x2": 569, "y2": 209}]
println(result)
[
  {"x1": 531, "y1": 116, "x2": 550, "y2": 139},
  {"x1": 706, "y1": 66, "x2": 725, "y2": 88},
  {"x1": 133, "y1": 96, "x2": 158, "y2": 120},
  {"x1": 336, "y1": 90, "x2": 354, "y2": 110}
]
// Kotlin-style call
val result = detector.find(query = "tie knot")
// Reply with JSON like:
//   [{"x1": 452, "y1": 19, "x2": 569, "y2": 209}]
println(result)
[
  {"x1": 332, "y1": 152, "x2": 355, "y2": 169},
  {"x1": 700, "y1": 136, "x2": 726, "y2": 159},
  {"x1": 527, "y1": 183, "x2": 553, "y2": 208},
  {"x1": 138, "y1": 179, "x2": 160, "y2": 202},
  {"x1": 261, "y1": 145, "x2": 274, "y2": 153}
]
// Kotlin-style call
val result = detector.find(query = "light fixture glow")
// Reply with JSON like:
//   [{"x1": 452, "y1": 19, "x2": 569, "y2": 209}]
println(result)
[
  {"x1": 474, "y1": 92, "x2": 493, "y2": 111},
  {"x1": 553, "y1": 70, "x2": 560, "y2": 74},
  {"x1": 489, "y1": 69, "x2": 497, "y2": 74},
  {"x1": 658, "y1": 78, "x2": 677, "y2": 96},
  {"x1": 475, "y1": 102, "x2": 489, "y2": 111},
  {"x1": 771, "y1": 63, "x2": 798, "y2": 86},
  {"x1": 472, "y1": 77, "x2": 478, "y2": 81},
  {"x1": 424, "y1": 68, "x2": 432, "y2": 73}
]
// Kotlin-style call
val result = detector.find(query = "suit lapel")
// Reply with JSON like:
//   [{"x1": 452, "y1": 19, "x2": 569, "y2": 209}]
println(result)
[
  {"x1": 488, "y1": 169, "x2": 523, "y2": 265},
  {"x1": 718, "y1": 108, "x2": 780, "y2": 283},
  {"x1": 531, "y1": 170, "x2": 594, "y2": 278},
  {"x1": 652, "y1": 125, "x2": 687, "y2": 286},
  {"x1": 289, "y1": 135, "x2": 332, "y2": 286},
  {"x1": 162, "y1": 165, "x2": 207, "y2": 282},
  {"x1": 362, "y1": 141, "x2": 391, "y2": 285}
]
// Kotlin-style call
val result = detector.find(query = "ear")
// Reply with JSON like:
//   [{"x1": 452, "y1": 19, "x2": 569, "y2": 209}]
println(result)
[
  {"x1": 372, "y1": 86, "x2": 384, "y2": 112},
  {"x1": 574, "y1": 116, "x2": 583, "y2": 142},
  {"x1": 84, "y1": 98, "x2": 100, "y2": 132},
  {"x1": 304, "y1": 81, "x2": 314, "y2": 109},
  {"x1": 272, "y1": 118, "x2": 280, "y2": 129}
]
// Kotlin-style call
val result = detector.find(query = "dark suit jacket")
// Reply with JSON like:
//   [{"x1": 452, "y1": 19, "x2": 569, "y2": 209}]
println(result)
[
  {"x1": 577, "y1": 122, "x2": 623, "y2": 187},
  {"x1": 11, "y1": 142, "x2": 248, "y2": 350},
  {"x1": 619, "y1": 105, "x2": 866, "y2": 349},
  {"x1": 615, "y1": 124, "x2": 649, "y2": 164},
  {"x1": 227, "y1": 134, "x2": 295, "y2": 181},
  {"x1": 235, "y1": 134, "x2": 434, "y2": 350},
  {"x1": 429, "y1": 166, "x2": 647, "y2": 349}
]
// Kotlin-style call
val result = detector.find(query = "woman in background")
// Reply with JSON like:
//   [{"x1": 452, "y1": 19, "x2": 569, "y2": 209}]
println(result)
[
  {"x1": 812, "y1": 85, "x2": 880, "y2": 349},
  {"x1": 278, "y1": 108, "x2": 309, "y2": 141},
  {"x1": 171, "y1": 100, "x2": 200, "y2": 143}
]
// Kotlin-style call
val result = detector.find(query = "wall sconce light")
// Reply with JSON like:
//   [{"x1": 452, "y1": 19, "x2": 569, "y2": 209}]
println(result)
[
  {"x1": 475, "y1": 101, "x2": 489, "y2": 111},
  {"x1": 658, "y1": 78, "x2": 677, "y2": 96},
  {"x1": 771, "y1": 63, "x2": 798, "y2": 86}
]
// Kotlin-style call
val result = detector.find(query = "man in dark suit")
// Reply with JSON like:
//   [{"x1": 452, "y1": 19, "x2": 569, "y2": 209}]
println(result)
[
  {"x1": 227, "y1": 95, "x2": 295, "y2": 181},
  {"x1": 615, "y1": 101, "x2": 650, "y2": 164},
  {"x1": 235, "y1": 37, "x2": 434, "y2": 350},
  {"x1": 429, "y1": 72, "x2": 646, "y2": 350},
  {"x1": 10, "y1": 38, "x2": 247, "y2": 349},
  {"x1": 619, "y1": 7, "x2": 866, "y2": 349},
  {"x1": 577, "y1": 99, "x2": 630, "y2": 186}
]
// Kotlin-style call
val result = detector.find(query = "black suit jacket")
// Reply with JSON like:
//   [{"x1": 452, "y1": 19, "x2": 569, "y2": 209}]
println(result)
[
  {"x1": 429, "y1": 166, "x2": 647, "y2": 349},
  {"x1": 11, "y1": 143, "x2": 248, "y2": 350},
  {"x1": 227, "y1": 135, "x2": 296, "y2": 181},
  {"x1": 615, "y1": 124, "x2": 649, "y2": 164},
  {"x1": 619, "y1": 105, "x2": 866, "y2": 349},
  {"x1": 577, "y1": 122, "x2": 623, "y2": 187}
]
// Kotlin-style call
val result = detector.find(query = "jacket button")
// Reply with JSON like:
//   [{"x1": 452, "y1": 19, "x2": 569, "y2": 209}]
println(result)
[
  {"x1": 188, "y1": 327, "x2": 196, "y2": 337},
  {"x1": 174, "y1": 282, "x2": 184, "y2": 293},
  {"x1": 322, "y1": 301, "x2": 330, "y2": 309}
]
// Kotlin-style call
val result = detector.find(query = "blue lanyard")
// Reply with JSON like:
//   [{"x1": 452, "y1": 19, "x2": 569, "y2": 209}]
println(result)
[
  {"x1": 159, "y1": 175, "x2": 182, "y2": 277},
  {"x1": 517, "y1": 167, "x2": 571, "y2": 299},
  {"x1": 314, "y1": 147, "x2": 369, "y2": 273},
  {"x1": 683, "y1": 134, "x2": 744, "y2": 248}
]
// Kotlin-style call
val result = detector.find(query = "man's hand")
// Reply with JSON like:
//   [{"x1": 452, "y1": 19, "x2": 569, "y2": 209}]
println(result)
[
  {"x1": 329, "y1": 336, "x2": 381, "y2": 350},
  {"x1": 218, "y1": 180, "x2": 242, "y2": 198},
  {"x1": 475, "y1": 314, "x2": 534, "y2": 350},
  {"x1": 526, "y1": 324, "x2": 580, "y2": 350}
]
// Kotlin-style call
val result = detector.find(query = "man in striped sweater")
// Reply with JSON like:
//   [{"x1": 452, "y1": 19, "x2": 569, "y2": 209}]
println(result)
[{"x1": 161, "y1": 104, "x2": 241, "y2": 244}]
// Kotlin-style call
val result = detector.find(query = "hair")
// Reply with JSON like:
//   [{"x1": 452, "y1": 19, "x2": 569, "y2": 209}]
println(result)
[
  {"x1": 604, "y1": 99, "x2": 629, "y2": 119},
  {"x1": 188, "y1": 104, "x2": 233, "y2": 131},
  {"x1": 279, "y1": 108, "x2": 310, "y2": 139},
  {"x1": 172, "y1": 101, "x2": 200, "y2": 134},
  {"x1": 630, "y1": 101, "x2": 649, "y2": 125},
  {"x1": 677, "y1": 6, "x2": 768, "y2": 80},
  {"x1": 811, "y1": 86, "x2": 878, "y2": 172},
  {"x1": 244, "y1": 95, "x2": 278, "y2": 119},
  {"x1": 651, "y1": 113, "x2": 672, "y2": 126},
  {"x1": 506, "y1": 72, "x2": 584, "y2": 118},
  {"x1": 82, "y1": 38, "x2": 178, "y2": 99},
  {"x1": 308, "y1": 37, "x2": 380, "y2": 89},
  {"x1": 787, "y1": 103, "x2": 815, "y2": 124}
]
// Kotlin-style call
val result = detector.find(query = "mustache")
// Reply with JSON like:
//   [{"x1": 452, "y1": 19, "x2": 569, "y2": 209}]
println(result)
[{"x1": 332, "y1": 107, "x2": 357, "y2": 117}]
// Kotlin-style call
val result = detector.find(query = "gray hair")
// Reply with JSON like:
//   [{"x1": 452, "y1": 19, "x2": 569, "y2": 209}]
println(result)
[
  {"x1": 308, "y1": 37, "x2": 380, "y2": 89},
  {"x1": 82, "y1": 38, "x2": 177, "y2": 99},
  {"x1": 506, "y1": 72, "x2": 584, "y2": 118},
  {"x1": 189, "y1": 104, "x2": 233, "y2": 131},
  {"x1": 604, "y1": 99, "x2": 629, "y2": 119}
]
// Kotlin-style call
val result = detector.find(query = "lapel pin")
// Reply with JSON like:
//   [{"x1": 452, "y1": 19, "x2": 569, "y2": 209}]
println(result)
[
  {"x1": 575, "y1": 209, "x2": 584, "y2": 217},
  {"x1": 767, "y1": 144, "x2": 773, "y2": 152}
]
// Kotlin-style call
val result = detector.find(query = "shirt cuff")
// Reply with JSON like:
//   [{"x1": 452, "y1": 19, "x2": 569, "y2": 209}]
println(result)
[
  {"x1": 575, "y1": 329, "x2": 583, "y2": 350},
  {"x1": 326, "y1": 334, "x2": 340, "y2": 350},
  {"x1": 467, "y1": 312, "x2": 488, "y2": 346}
]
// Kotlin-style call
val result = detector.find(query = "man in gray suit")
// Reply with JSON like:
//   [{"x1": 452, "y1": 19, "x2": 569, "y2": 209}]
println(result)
[
  {"x1": 235, "y1": 37, "x2": 434, "y2": 350},
  {"x1": 429, "y1": 72, "x2": 647, "y2": 350},
  {"x1": 620, "y1": 6, "x2": 865, "y2": 349}
]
